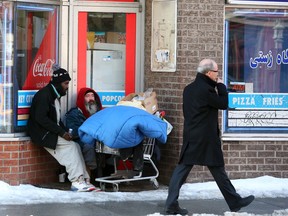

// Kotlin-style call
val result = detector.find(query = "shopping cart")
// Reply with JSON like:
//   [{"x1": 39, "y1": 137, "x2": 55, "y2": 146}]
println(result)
[{"x1": 95, "y1": 138, "x2": 159, "y2": 192}]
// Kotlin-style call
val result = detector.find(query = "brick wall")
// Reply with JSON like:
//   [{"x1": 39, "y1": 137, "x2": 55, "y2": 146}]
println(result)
[
  {"x1": 223, "y1": 141, "x2": 288, "y2": 179},
  {"x1": 1, "y1": 0, "x2": 287, "y2": 187},
  {"x1": 144, "y1": 0, "x2": 288, "y2": 185},
  {"x1": 0, "y1": 140, "x2": 60, "y2": 185}
]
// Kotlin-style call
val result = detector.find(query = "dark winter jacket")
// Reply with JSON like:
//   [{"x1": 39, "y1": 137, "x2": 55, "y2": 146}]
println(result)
[
  {"x1": 65, "y1": 88, "x2": 102, "y2": 147},
  {"x1": 65, "y1": 108, "x2": 86, "y2": 147},
  {"x1": 27, "y1": 83, "x2": 67, "y2": 150},
  {"x1": 179, "y1": 73, "x2": 228, "y2": 166}
]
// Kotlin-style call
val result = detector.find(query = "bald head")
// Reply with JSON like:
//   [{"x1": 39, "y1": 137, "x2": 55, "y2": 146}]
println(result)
[{"x1": 197, "y1": 59, "x2": 217, "y2": 74}]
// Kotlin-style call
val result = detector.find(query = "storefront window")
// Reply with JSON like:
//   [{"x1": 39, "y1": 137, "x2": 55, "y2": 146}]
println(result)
[
  {"x1": 14, "y1": 3, "x2": 58, "y2": 132},
  {"x1": 85, "y1": 12, "x2": 128, "y2": 107},
  {"x1": 86, "y1": 12, "x2": 126, "y2": 92},
  {"x1": 0, "y1": 2, "x2": 14, "y2": 133},
  {"x1": 78, "y1": 9, "x2": 137, "y2": 107},
  {"x1": 0, "y1": 2, "x2": 59, "y2": 134},
  {"x1": 224, "y1": 7, "x2": 288, "y2": 134}
]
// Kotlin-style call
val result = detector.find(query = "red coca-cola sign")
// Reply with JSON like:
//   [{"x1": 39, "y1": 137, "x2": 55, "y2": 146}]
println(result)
[
  {"x1": 23, "y1": 11, "x2": 57, "y2": 90},
  {"x1": 32, "y1": 57, "x2": 55, "y2": 78}
]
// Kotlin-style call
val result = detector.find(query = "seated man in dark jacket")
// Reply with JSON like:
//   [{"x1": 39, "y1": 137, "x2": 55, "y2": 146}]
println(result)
[
  {"x1": 65, "y1": 87, "x2": 102, "y2": 179},
  {"x1": 27, "y1": 65, "x2": 96, "y2": 192}
]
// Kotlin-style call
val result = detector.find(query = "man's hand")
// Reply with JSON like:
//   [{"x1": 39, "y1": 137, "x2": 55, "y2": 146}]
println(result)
[
  {"x1": 62, "y1": 132, "x2": 73, "y2": 141},
  {"x1": 217, "y1": 78, "x2": 224, "y2": 84}
]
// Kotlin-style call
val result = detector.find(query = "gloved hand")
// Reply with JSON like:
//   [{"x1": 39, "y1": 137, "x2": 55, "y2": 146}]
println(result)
[{"x1": 62, "y1": 132, "x2": 73, "y2": 141}]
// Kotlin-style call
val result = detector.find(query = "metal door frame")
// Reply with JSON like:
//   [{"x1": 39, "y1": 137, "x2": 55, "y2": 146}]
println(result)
[{"x1": 68, "y1": 1, "x2": 145, "y2": 108}]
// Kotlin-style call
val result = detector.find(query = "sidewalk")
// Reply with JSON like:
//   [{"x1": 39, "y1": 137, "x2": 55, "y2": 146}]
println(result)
[
  {"x1": 0, "y1": 179, "x2": 287, "y2": 216},
  {"x1": 0, "y1": 197, "x2": 287, "y2": 216}
]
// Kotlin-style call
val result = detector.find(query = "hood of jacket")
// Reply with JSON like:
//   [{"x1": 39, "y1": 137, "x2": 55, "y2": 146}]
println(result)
[{"x1": 76, "y1": 87, "x2": 102, "y2": 118}]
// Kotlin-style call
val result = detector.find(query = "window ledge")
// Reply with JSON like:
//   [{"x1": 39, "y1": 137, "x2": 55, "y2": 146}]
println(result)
[
  {"x1": 0, "y1": 133, "x2": 30, "y2": 141},
  {"x1": 222, "y1": 133, "x2": 288, "y2": 141}
]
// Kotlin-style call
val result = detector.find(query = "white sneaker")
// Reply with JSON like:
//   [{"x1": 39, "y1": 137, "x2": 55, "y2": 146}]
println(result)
[
  {"x1": 86, "y1": 179, "x2": 101, "y2": 192},
  {"x1": 71, "y1": 176, "x2": 91, "y2": 192}
]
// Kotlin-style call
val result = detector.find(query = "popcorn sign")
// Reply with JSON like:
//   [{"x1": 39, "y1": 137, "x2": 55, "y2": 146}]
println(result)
[{"x1": 97, "y1": 91, "x2": 125, "y2": 107}]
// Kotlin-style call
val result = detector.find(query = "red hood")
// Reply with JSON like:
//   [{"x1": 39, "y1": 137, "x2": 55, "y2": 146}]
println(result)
[{"x1": 76, "y1": 87, "x2": 102, "y2": 118}]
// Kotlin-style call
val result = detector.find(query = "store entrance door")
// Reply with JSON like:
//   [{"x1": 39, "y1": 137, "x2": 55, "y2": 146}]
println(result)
[{"x1": 73, "y1": 2, "x2": 143, "y2": 107}]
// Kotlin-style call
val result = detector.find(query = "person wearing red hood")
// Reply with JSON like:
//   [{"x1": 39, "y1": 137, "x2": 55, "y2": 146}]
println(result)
[{"x1": 65, "y1": 87, "x2": 102, "y2": 187}]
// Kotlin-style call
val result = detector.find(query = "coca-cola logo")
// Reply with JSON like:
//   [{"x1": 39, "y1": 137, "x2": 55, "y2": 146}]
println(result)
[{"x1": 32, "y1": 56, "x2": 55, "y2": 77}]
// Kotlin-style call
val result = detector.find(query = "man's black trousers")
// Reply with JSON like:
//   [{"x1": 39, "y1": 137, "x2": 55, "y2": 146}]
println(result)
[{"x1": 165, "y1": 163, "x2": 242, "y2": 210}]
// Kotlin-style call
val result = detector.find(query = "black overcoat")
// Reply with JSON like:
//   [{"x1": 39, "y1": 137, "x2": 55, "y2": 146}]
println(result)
[
  {"x1": 27, "y1": 83, "x2": 67, "y2": 150},
  {"x1": 179, "y1": 73, "x2": 228, "y2": 166}
]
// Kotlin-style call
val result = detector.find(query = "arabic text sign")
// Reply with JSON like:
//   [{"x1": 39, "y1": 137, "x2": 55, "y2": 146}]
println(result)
[
  {"x1": 249, "y1": 49, "x2": 288, "y2": 69},
  {"x1": 229, "y1": 93, "x2": 288, "y2": 109}
]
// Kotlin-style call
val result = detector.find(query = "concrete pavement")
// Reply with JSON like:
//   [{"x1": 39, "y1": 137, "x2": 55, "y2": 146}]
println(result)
[
  {"x1": 1, "y1": 180, "x2": 287, "y2": 216},
  {"x1": 0, "y1": 197, "x2": 287, "y2": 216}
]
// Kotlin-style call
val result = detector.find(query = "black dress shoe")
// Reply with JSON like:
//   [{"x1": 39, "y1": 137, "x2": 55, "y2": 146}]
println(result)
[
  {"x1": 231, "y1": 195, "x2": 255, "y2": 212},
  {"x1": 165, "y1": 205, "x2": 188, "y2": 215}
]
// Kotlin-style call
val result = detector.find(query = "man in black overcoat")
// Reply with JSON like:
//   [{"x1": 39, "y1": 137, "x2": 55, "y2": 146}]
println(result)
[{"x1": 165, "y1": 59, "x2": 254, "y2": 215}]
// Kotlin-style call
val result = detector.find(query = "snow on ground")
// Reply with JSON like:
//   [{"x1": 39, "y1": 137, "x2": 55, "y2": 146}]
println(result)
[
  {"x1": 148, "y1": 209, "x2": 288, "y2": 216},
  {"x1": 0, "y1": 175, "x2": 287, "y2": 216}
]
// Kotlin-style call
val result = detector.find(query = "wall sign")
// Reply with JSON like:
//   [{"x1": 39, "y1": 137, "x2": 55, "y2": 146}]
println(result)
[
  {"x1": 17, "y1": 90, "x2": 38, "y2": 126},
  {"x1": 229, "y1": 93, "x2": 288, "y2": 110},
  {"x1": 97, "y1": 91, "x2": 125, "y2": 107},
  {"x1": 228, "y1": 110, "x2": 288, "y2": 127},
  {"x1": 228, "y1": 93, "x2": 288, "y2": 127},
  {"x1": 151, "y1": 0, "x2": 177, "y2": 72}
]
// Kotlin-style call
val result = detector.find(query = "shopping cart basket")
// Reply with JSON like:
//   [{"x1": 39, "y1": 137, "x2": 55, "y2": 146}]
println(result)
[{"x1": 95, "y1": 137, "x2": 159, "y2": 192}]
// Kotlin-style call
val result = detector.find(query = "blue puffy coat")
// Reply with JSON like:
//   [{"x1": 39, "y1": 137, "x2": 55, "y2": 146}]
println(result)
[{"x1": 78, "y1": 106, "x2": 167, "y2": 148}]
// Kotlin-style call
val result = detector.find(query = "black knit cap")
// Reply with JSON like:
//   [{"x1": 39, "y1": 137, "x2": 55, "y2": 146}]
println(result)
[{"x1": 51, "y1": 64, "x2": 71, "y2": 84}]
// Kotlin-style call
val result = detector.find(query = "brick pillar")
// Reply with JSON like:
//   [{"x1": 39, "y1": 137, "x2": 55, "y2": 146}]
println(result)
[{"x1": 0, "y1": 140, "x2": 60, "y2": 185}]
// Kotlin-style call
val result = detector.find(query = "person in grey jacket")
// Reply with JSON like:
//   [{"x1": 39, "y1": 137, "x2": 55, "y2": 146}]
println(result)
[
  {"x1": 165, "y1": 59, "x2": 254, "y2": 215},
  {"x1": 27, "y1": 64, "x2": 96, "y2": 192}
]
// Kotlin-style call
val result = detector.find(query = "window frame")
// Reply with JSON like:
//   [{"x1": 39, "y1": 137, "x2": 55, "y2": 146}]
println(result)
[{"x1": 222, "y1": 5, "x2": 288, "y2": 140}]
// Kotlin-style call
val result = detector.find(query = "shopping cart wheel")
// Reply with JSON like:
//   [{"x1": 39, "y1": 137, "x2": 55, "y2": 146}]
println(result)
[
  {"x1": 150, "y1": 178, "x2": 159, "y2": 189},
  {"x1": 100, "y1": 182, "x2": 106, "y2": 191},
  {"x1": 112, "y1": 183, "x2": 119, "y2": 192}
]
